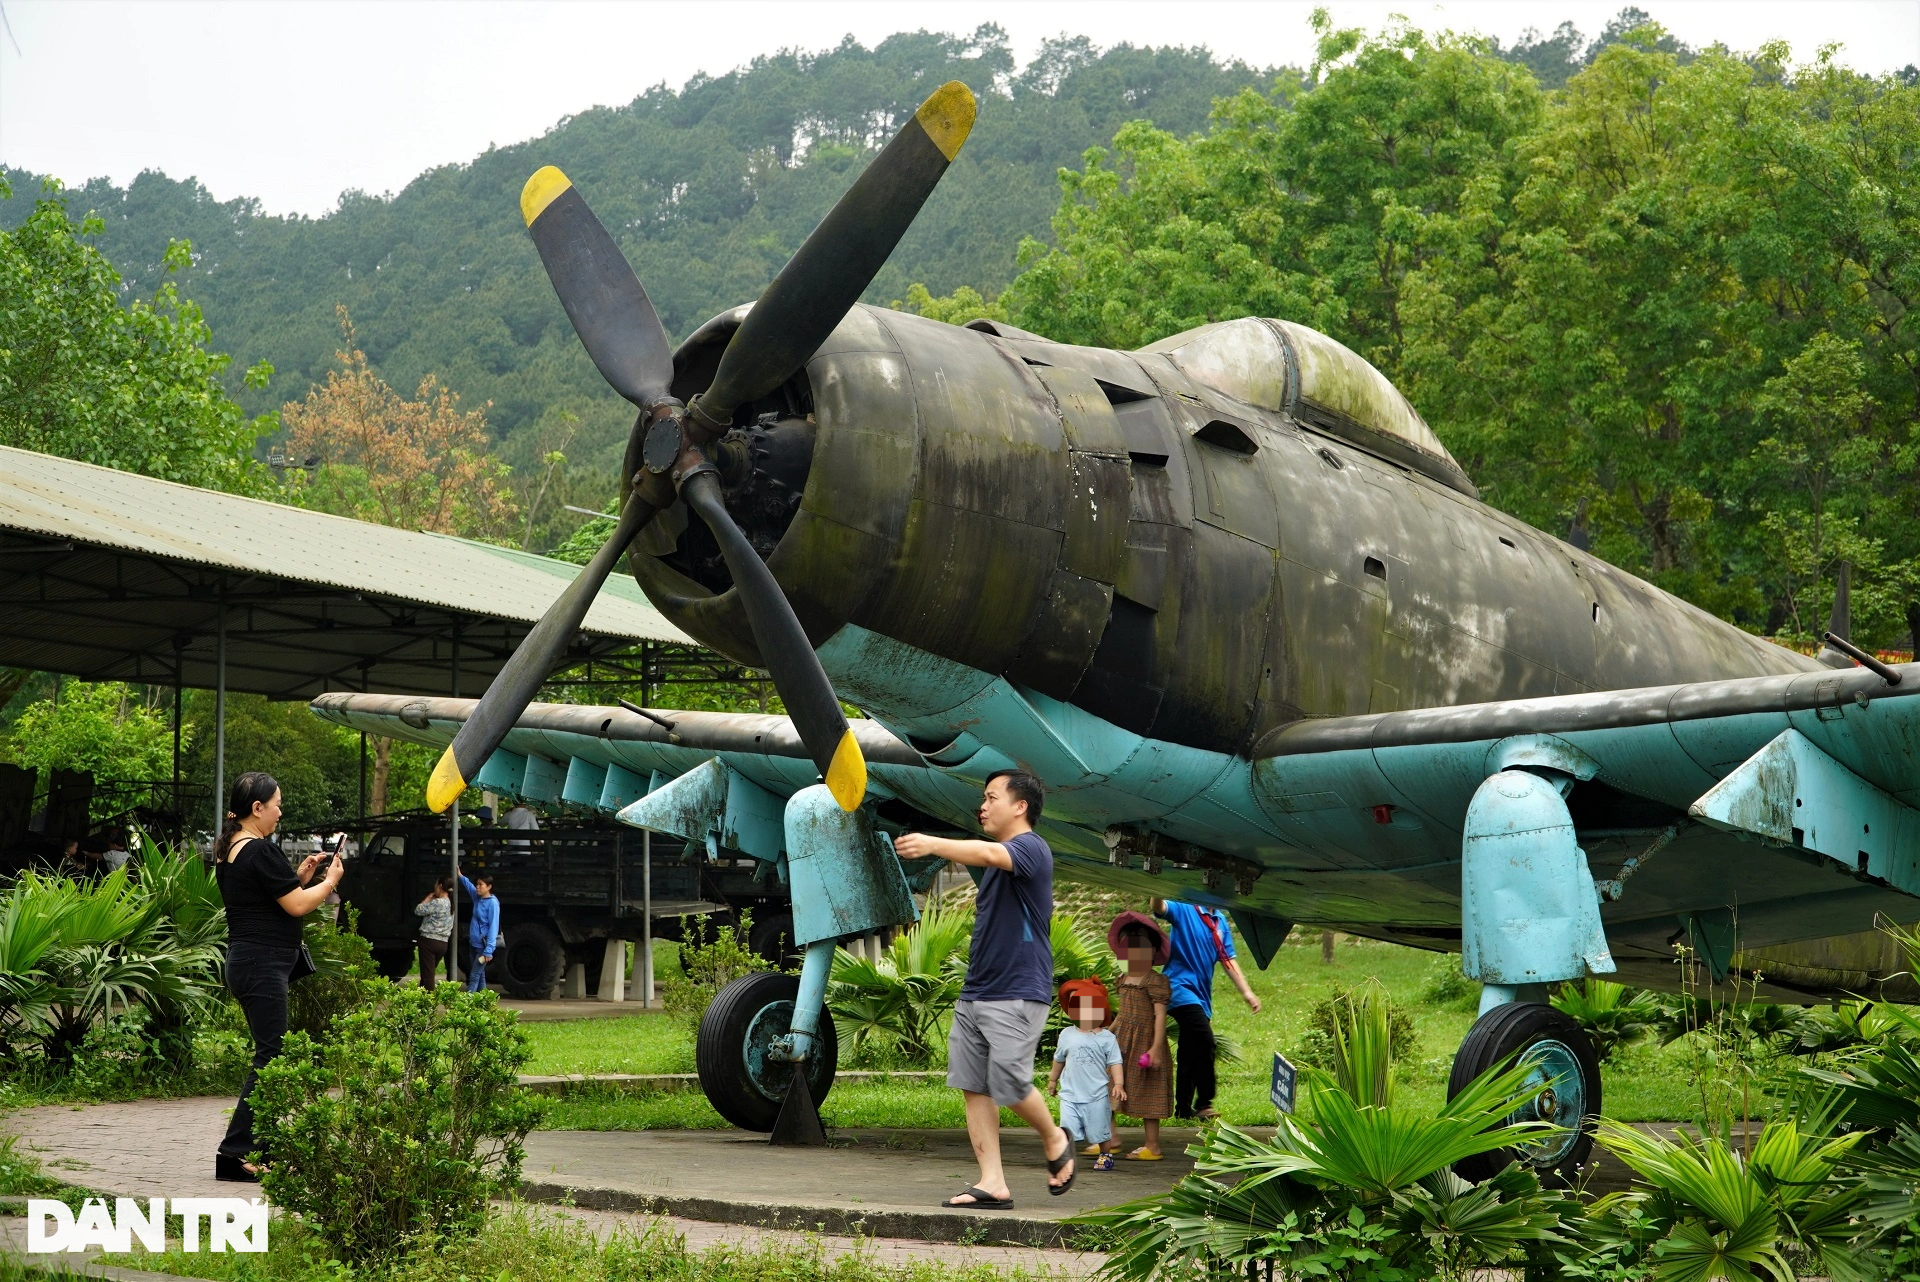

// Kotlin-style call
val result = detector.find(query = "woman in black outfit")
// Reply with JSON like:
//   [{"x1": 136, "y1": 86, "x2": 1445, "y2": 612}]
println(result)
[{"x1": 214, "y1": 771, "x2": 345, "y2": 1182}]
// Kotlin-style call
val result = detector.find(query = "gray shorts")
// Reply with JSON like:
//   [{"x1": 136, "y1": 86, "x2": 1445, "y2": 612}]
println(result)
[{"x1": 948, "y1": 999, "x2": 1048, "y2": 1106}]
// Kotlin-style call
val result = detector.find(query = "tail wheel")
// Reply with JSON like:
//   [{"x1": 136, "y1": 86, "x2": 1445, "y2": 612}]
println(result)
[
  {"x1": 696, "y1": 971, "x2": 837, "y2": 1132},
  {"x1": 497, "y1": 921, "x2": 566, "y2": 999},
  {"x1": 1447, "y1": 1001, "x2": 1600, "y2": 1184}
]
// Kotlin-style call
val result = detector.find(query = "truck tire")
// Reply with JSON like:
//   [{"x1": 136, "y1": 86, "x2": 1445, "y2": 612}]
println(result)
[
  {"x1": 498, "y1": 921, "x2": 566, "y2": 999},
  {"x1": 696, "y1": 971, "x2": 837, "y2": 1131},
  {"x1": 749, "y1": 911, "x2": 799, "y2": 969}
]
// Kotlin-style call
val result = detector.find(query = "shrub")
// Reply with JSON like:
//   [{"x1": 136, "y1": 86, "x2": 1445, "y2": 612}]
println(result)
[
  {"x1": 1295, "y1": 983, "x2": 1418, "y2": 1075},
  {"x1": 250, "y1": 984, "x2": 543, "y2": 1264},
  {"x1": 1416, "y1": 950, "x2": 1479, "y2": 1009},
  {"x1": 286, "y1": 904, "x2": 381, "y2": 1041},
  {"x1": 658, "y1": 913, "x2": 772, "y2": 1037}
]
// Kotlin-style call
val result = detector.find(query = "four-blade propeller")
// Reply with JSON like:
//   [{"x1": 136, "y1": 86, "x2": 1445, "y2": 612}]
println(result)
[{"x1": 427, "y1": 81, "x2": 977, "y2": 817}]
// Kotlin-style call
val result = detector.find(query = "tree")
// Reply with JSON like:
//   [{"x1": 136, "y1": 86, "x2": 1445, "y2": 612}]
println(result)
[
  {"x1": 1001, "y1": 14, "x2": 1542, "y2": 371},
  {"x1": 0, "y1": 179, "x2": 273, "y2": 491},
  {"x1": 3, "y1": 682, "x2": 174, "y2": 795},
  {"x1": 281, "y1": 307, "x2": 518, "y2": 540}
]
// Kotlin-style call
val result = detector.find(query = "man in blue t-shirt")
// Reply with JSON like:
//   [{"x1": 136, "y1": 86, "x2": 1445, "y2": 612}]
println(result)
[
  {"x1": 1155, "y1": 899, "x2": 1262, "y2": 1119},
  {"x1": 896, "y1": 769, "x2": 1074, "y2": 1206}
]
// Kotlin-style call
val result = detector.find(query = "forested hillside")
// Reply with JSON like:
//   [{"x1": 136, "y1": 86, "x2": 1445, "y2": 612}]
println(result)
[{"x1": 1, "y1": 29, "x2": 1274, "y2": 517}]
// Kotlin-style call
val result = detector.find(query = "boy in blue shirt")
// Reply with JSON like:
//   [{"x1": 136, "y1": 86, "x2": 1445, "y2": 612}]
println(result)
[
  {"x1": 1048, "y1": 979, "x2": 1126, "y2": 1170},
  {"x1": 457, "y1": 868, "x2": 501, "y2": 992},
  {"x1": 1155, "y1": 899, "x2": 1262, "y2": 1119}
]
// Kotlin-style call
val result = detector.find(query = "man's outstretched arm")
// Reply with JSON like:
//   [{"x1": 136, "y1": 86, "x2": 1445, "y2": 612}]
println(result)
[{"x1": 893, "y1": 833, "x2": 1013, "y2": 870}]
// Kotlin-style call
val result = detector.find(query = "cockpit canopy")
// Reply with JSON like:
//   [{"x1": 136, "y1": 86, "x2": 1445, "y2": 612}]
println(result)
[{"x1": 1139, "y1": 317, "x2": 1476, "y2": 498}]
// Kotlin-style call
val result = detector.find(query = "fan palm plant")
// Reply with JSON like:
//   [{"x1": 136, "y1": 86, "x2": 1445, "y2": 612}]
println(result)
[
  {"x1": 1552, "y1": 978, "x2": 1663, "y2": 1061},
  {"x1": 1076, "y1": 985, "x2": 1567, "y2": 1281},
  {"x1": 1580, "y1": 1115, "x2": 1870, "y2": 1282},
  {"x1": 827, "y1": 901, "x2": 971, "y2": 1062}
]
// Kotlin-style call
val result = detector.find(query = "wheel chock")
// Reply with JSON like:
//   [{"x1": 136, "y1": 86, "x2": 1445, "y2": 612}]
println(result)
[{"x1": 769, "y1": 1068, "x2": 828, "y2": 1146}]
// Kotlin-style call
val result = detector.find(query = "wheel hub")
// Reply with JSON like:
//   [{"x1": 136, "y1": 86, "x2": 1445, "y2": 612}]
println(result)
[
  {"x1": 1511, "y1": 1038, "x2": 1584, "y2": 1165},
  {"x1": 741, "y1": 998, "x2": 798, "y2": 1102}
]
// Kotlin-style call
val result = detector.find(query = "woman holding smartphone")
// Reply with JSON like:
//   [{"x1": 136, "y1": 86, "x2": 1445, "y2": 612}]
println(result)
[{"x1": 213, "y1": 771, "x2": 345, "y2": 1182}]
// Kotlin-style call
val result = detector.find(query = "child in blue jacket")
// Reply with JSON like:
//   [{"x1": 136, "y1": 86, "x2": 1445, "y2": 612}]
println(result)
[{"x1": 457, "y1": 868, "x2": 501, "y2": 992}]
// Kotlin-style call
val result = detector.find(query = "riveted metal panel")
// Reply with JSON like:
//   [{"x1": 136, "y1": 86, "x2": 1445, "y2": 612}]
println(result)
[
  {"x1": 784, "y1": 785, "x2": 919, "y2": 944},
  {"x1": 1007, "y1": 568, "x2": 1113, "y2": 698},
  {"x1": 1154, "y1": 523, "x2": 1277, "y2": 753},
  {"x1": 893, "y1": 313, "x2": 1066, "y2": 533},
  {"x1": 1061, "y1": 453, "x2": 1130, "y2": 583},
  {"x1": 853, "y1": 500, "x2": 1062, "y2": 675},
  {"x1": 1030, "y1": 365, "x2": 1130, "y2": 457},
  {"x1": 562, "y1": 756, "x2": 609, "y2": 808}
]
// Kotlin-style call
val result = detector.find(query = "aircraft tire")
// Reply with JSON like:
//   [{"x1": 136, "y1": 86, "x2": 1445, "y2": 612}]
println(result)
[
  {"x1": 697, "y1": 971, "x2": 838, "y2": 1132},
  {"x1": 1447, "y1": 1001, "x2": 1600, "y2": 1185}
]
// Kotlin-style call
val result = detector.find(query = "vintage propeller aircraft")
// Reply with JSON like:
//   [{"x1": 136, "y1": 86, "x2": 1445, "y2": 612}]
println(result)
[{"x1": 314, "y1": 80, "x2": 1920, "y2": 1177}]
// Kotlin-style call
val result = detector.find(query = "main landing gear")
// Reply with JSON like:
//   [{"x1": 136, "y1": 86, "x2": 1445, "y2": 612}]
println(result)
[
  {"x1": 1450, "y1": 750, "x2": 1615, "y2": 1183},
  {"x1": 697, "y1": 968, "x2": 839, "y2": 1133},
  {"x1": 1447, "y1": 1000, "x2": 1601, "y2": 1184}
]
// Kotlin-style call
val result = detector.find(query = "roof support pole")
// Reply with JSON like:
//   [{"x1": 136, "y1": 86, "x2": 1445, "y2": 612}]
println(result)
[
  {"x1": 449, "y1": 623, "x2": 461, "y2": 986},
  {"x1": 213, "y1": 583, "x2": 226, "y2": 842}
]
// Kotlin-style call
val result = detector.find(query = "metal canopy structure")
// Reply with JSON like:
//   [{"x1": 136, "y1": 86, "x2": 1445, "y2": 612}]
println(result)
[{"x1": 0, "y1": 445, "x2": 690, "y2": 700}]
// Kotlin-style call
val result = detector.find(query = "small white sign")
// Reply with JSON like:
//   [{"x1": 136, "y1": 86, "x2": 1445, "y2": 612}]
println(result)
[
  {"x1": 1270, "y1": 1051, "x2": 1297, "y2": 1115},
  {"x1": 27, "y1": 1198, "x2": 269, "y2": 1253}
]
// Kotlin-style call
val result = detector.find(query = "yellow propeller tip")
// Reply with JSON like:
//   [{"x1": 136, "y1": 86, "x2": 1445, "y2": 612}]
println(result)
[
  {"x1": 914, "y1": 81, "x2": 977, "y2": 163},
  {"x1": 825, "y1": 729, "x2": 868, "y2": 811},
  {"x1": 426, "y1": 747, "x2": 467, "y2": 814},
  {"x1": 520, "y1": 165, "x2": 572, "y2": 227}
]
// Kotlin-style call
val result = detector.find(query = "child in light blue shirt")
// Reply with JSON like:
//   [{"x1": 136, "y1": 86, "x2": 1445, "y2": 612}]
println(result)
[{"x1": 1048, "y1": 979, "x2": 1126, "y2": 1170}]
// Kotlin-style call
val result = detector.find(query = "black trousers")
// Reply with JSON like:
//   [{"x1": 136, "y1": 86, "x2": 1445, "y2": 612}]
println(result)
[
  {"x1": 219, "y1": 940, "x2": 296, "y2": 1161},
  {"x1": 418, "y1": 937, "x2": 448, "y2": 990},
  {"x1": 1170, "y1": 1003, "x2": 1217, "y2": 1118}
]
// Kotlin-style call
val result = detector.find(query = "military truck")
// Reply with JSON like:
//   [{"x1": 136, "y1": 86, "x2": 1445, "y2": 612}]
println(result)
[{"x1": 340, "y1": 815, "x2": 798, "y2": 997}]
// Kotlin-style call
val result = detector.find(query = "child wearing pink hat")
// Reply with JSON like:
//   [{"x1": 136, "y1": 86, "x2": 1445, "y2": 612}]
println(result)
[{"x1": 1107, "y1": 911, "x2": 1172, "y2": 1158}]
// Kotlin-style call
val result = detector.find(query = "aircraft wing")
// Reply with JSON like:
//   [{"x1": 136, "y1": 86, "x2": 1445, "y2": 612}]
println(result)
[
  {"x1": 314, "y1": 658, "x2": 1920, "y2": 997},
  {"x1": 1250, "y1": 659, "x2": 1920, "y2": 993}
]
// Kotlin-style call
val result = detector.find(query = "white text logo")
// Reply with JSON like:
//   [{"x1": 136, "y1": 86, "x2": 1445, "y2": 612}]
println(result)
[{"x1": 26, "y1": 1198, "x2": 269, "y2": 1253}]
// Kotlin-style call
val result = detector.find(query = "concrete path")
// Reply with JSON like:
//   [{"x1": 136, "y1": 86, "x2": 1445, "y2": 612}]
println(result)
[
  {"x1": 520, "y1": 1123, "x2": 1196, "y2": 1247},
  {"x1": 4, "y1": 1097, "x2": 1144, "y2": 1267}
]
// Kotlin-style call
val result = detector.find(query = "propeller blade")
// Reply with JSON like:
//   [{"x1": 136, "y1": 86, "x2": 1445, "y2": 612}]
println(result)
[
  {"x1": 427, "y1": 495, "x2": 658, "y2": 812},
  {"x1": 697, "y1": 81, "x2": 976, "y2": 424},
  {"x1": 679, "y1": 471, "x2": 866, "y2": 810},
  {"x1": 522, "y1": 166, "x2": 674, "y2": 408}
]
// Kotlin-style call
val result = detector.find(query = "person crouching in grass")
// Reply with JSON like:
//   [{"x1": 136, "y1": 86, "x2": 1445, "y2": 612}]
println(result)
[{"x1": 1049, "y1": 979, "x2": 1126, "y2": 1170}]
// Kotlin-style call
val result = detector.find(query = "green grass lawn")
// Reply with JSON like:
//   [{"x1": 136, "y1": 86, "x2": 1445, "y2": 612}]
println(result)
[{"x1": 521, "y1": 933, "x2": 1712, "y2": 1130}]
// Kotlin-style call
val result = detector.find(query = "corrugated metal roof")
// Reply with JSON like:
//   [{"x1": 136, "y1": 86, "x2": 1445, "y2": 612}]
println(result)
[
  {"x1": 0, "y1": 446, "x2": 689, "y2": 699},
  {"x1": 0, "y1": 445, "x2": 685, "y2": 638}
]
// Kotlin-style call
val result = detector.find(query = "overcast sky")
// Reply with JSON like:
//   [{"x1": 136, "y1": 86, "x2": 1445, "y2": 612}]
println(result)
[{"x1": 2, "y1": 0, "x2": 1915, "y2": 218}]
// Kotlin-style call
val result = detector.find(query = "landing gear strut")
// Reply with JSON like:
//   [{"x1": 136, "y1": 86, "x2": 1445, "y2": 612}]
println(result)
[{"x1": 1447, "y1": 1001, "x2": 1601, "y2": 1184}]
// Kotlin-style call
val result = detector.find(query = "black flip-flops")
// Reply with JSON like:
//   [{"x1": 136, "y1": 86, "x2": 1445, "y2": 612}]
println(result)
[
  {"x1": 943, "y1": 1186, "x2": 1014, "y2": 1208},
  {"x1": 1047, "y1": 1142, "x2": 1076, "y2": 1196}
]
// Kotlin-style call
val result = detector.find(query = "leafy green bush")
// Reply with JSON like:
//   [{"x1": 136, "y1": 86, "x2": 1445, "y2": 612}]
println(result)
[
  {"x1": 251, "y1": 984, "x2": 542, "y2": 1264},
  {"x1": 287, "y1": 904, "x2": 381, "y2": 1042},
  {"x1": 1415, "y1": 950, "x2": 1479, "y2": 1009},
  {"x1": 659, "y1": 913, "x2": 772, "y2": 1038},
  {"x1": 1295, "y1": 982, "x2": 1419, "y2": 1076}
]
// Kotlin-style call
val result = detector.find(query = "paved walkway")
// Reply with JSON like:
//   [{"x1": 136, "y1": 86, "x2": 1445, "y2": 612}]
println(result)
[{"x1": 4, "y1": 1098, "x2": 1125, "y2": 1270}]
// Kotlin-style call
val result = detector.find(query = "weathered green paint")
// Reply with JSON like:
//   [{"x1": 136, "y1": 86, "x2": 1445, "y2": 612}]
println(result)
[{"x1": 783, "y1": 783, "x2": 918, "y2": 946}]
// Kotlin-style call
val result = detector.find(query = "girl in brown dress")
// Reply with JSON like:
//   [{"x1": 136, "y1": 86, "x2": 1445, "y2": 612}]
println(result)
[{"x1": 1108, "y1": 912, "x2": 1172, "y2": 1158}]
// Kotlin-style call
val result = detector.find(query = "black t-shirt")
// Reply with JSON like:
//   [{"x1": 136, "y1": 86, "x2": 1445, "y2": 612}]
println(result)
[{"x1": 217, "y1": 837, "x2": 303, "y2": 948}]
